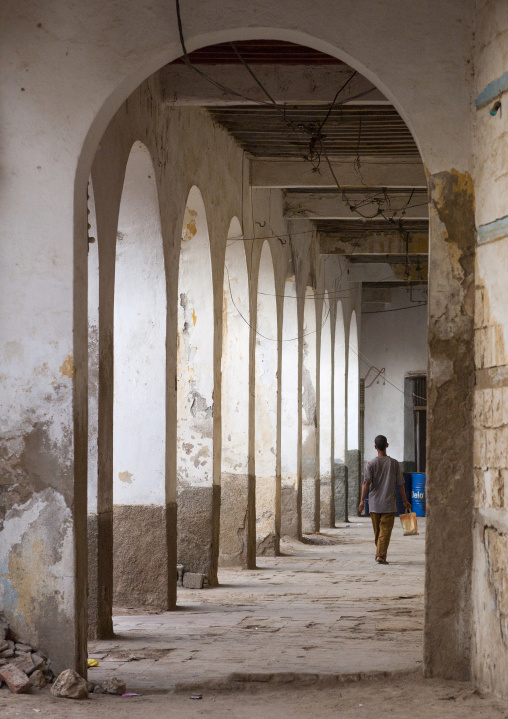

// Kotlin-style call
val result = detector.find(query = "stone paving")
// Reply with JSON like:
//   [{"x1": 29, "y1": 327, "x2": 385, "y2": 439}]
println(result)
[{"x1": 88, "y1": 518, "x2": 426, "y2": 693}]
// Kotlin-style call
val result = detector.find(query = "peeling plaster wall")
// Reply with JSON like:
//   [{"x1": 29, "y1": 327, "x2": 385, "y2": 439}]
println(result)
[
  {"x1": 220, "y1": 219, "x2": 250, "y2": 567},
  {"x1": 281, "y1": 278, "x2": 300, "y2": 538},
  {"x1": 301, "y1": 289, "x2": 319, "y2": 533},
  {"x1": 1, "y1": 0, "x2": 476, "y2": 678},
  {"x1": 360, "y1": 287, "x2": 428, "y2": 467},
  {"x1": 471, "y1": 0, "x2": 508, "y2": 698},
  {"x1": 112, "y1": 141, "x2": 167, "y2": 608},
  {"x1": 87, "y1": 80, "x2": 247, "y2": 620},
  {"x1": 177, "y1": 186, "x2": 216, "y2": 579},
  {"x1": 347, "y1": 309, "x2": 362, "y2": 515},
  {"x1": 319, "y1": 292, "x2": 334, "y2": 527},
  {"x1": 334, "y1": 300, "x2": 348, "y2": 521},
  {"x1": 87, "y1": 183, "x2": 100, "y2": 635},
  {"x1": 424, "y1": 170, "x2": 476, "y2": 681},
  {"x1": 255, "y1": 240, "x2": 279, "y2": 555}
]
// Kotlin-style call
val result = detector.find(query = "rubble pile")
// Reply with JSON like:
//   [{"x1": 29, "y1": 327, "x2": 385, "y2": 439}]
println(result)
[{"x1": 0, "y1": 616, "x2": 54, "y2": 694}]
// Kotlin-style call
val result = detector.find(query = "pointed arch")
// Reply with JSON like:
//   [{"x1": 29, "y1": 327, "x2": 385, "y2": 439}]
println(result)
[
  {"x1": 220, "y1": 217, "x2": 251, "y2": 566},
  {"x1": 301, "y1": 285, "x2": 318, "y2": 534},
  {"x1": 280, "y1": 275, "x2": 300, "y2": 538},
  {"x1": 176, "y1": 184, "x2": 216, "y2": 581},
  {"x1": 112, "y1": 140, "x2": 167, "y2": 608},
  {"x1": 255, "y1": 241, "x2": 279, "y2": 555},
  {"x1": 334, "y1": 301, "x2": 347, "y2": 522},
  {"x1": 319, "y1": 292, "x2": 334, "y2": 527}
]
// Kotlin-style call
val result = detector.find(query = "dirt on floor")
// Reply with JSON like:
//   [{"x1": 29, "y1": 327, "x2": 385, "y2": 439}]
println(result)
[
  {"x1": 1, "y1": 672, "x2": 508, "y2": 719},
  {"x1": 4, "y1": 520, "x2": 505, "y2": 717}
]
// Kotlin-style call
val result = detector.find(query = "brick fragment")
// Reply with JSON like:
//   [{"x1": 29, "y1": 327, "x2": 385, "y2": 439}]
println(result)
[{"x1": 0, "y1": 663, "x2": 33, "y2": 693}]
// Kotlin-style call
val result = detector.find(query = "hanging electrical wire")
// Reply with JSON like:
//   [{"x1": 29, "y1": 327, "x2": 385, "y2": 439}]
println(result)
[{"x1": 175, "y1": 0, "x2": 428, "y2": 331}]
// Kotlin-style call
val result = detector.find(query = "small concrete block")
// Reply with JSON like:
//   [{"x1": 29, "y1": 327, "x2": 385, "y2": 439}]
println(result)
[
  {"x1": 30, "y1": 654, "x2": 45, "y2": 672},
  {"x1": 30, "y1": 669, "x2": 47, "y2": 688},
  {"x1": 0, "y1": 663, "x2": 33, "y2": 694},
  {"x1": 51, "y1": 669, "x2": 88, "y2": 699},
  {"x1": 10, "y1": 653, "x2": 34, "y2": 675},
  {"x1": 182, "y1": 572, "x2": 204, "y2": 589},
  {"x1": 103, "y1": 677, "x2": 127, "y2": 695}
]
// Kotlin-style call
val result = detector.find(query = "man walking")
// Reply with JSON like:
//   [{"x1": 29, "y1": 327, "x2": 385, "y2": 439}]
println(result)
[{"x1": 358, "y1": 434, "x2": 411, "y2": 564}]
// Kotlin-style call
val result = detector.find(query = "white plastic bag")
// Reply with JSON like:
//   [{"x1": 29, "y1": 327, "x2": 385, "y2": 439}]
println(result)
[{"x1": 400, "y1": 508, "x2": 419, "y2": 536}]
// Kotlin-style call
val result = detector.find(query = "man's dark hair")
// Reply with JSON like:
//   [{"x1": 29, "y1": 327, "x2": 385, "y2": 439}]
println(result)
[{"x1": 375, "y1": 434, "x2": 388, "y2": 451}]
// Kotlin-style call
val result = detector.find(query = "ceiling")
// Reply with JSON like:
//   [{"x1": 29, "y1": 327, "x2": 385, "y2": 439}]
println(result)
[
  {"x1": 172, "y1": 40, "x2": 428, "y2": 291},
  {"x1": 172, "y1": 40, "x2": 345, "y2": 65},
  {"x1": 207, "y1": 105, "x2": 419, "y2": 159}
]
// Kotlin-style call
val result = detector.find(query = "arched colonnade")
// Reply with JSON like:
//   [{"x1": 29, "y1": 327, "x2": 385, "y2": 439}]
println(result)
[
  {"x1": 0, "y1": 6, "x2": 481, "y2": 688},
  {"x1": 84, "y1": 84, "x2": 360, "y2": 642}
]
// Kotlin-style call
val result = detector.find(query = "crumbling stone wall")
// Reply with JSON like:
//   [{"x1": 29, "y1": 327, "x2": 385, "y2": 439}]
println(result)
[{"x1": 471, "y1": 0, "x2": 508, "y2": 697}]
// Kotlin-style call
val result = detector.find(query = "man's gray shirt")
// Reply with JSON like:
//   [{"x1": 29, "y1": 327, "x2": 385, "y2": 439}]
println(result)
[{"x1": 364, "y1": 456, "x2": 404, "y2": 513}]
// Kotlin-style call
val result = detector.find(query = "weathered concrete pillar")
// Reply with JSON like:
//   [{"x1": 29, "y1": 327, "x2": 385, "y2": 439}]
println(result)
[
  {"x1": 111, "y1": 142, "x2": 169, "y2": 610},
  {"x1": 347, "y1": 311, "x2": 361, "y2": 517},
  {"x1": 0, "y1": 143, "x2": 88, "y2": 676},
  {"x1": 87, "y1": 135, "x2": 127, "y2": 640},
  {"x1": 301, "y1": 288, "x2": 319, "y2": 533},
  {"x1": 320, "y1": 293, "x2": 334, "y2": 528},
  {"x1": 177, "y1": 187, "x2": 218, "y2": 584},
  {"x1": 281, "y1": 278, "x2": 301, "y2": 538},
  {"x1": 220, "y1": 219, "x2": 251, "y2": 567},
  {"x1": 334, "y1": 302, "x2": 348, "y2": 522},
  {"x1": 87, "y1": 181, "x2": 108, "y2": 639},
  {"x1": 424, "y1": 171, "x2": 475, "y2": 681},
  {"x1": 255, "y1": 241, "x2": 280, "y2": 555}
]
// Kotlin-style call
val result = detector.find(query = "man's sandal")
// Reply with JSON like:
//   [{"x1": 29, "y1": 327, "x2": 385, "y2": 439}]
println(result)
[{"x1": 376, "y1": 557, "x2": 389, "y2": 564}]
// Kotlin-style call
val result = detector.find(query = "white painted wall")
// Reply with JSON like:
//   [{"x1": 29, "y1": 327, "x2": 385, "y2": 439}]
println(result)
[
  {"x1": 255, "y1": 242, "x2": 278, "y2": 477},
  {"x1": 87, "y1": 181, "x2": 99, "y2": 514},
  {"x1": 347, "y1": 310, "x2": 359, "y2": 450},
  {"x1": 255, "y1": 241, "x2": 278, "y2": 546},
  {"x1": 113, "y1": 142, "x2": 166, "y2": 506},
  {"x1": 281, "y1": 278, "x2": 299, "y2": 477},
  {"x1": 334, "y1": 301, "x2": 347, "y2": 462},
  {"x1": 360, "y1": 287, "x2": 427, "y2": 463},
  {"x1": 222, "y1": 218, "x2": 249, "y2": 476},
  {"x1": 319, "y1": 293, "x2": 332, "y2": 476},
  {"x1": 177, "y1": 185, "x2": 214, "y2": 490}
]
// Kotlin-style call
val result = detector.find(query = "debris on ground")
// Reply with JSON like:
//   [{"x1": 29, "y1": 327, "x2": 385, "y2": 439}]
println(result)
[
  {"x1": 92, "y1": 677, "x2": 127, "y2": 695},
  {"x1": 0, "y1": 615, "x2": 54, "y2": 694},
  {"x1": 50, "y1": 669, "x2": 88, "y2": 700}
]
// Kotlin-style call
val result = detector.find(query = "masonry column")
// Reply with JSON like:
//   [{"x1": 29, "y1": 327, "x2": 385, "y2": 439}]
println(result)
[
  {"x1": 424, "y1": 171, "x2": 475, "y2": 680},
  {"x1": 301, "y1": 287, "x2": 319, "y2": 533},
  {"x1": 255, "y1": 241, "x2": 280, "y2": 555},
  {"x1": 320, "y1": 293, "x2": 334, "y2": 527},
  {"x1": 0, "y1": 144, "x2": 88, "y2": 675},
  {"x1": 346, "y1": 310, "x2": 361, "y2": 518},
  {"x1": 280, "y1": 277, "x2": 300, "y2": 538}
]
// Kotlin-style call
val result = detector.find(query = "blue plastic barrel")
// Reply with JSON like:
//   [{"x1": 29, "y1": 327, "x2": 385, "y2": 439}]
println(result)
[
  {"x1": 411, "y1": 473, "x2": 426, "y2": 516},
  {"x1": 396, "y1": 473, "x2": 412, "y2": 516}
]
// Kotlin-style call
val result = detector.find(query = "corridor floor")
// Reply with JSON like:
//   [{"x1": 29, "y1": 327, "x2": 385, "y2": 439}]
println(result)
[
  {"x1": 88, "y1": 519, "x2": 427, "y2": 692},
  {"x1": 2, "y1": 519, "x2": 508, "y2": 717}
]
